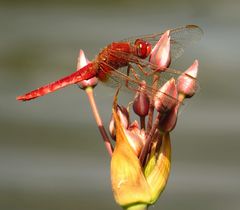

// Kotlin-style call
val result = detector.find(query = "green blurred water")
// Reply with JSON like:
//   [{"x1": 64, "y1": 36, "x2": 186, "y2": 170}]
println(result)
[{"x1": 0, "y1": 1, "x2": 240, "y2": 210}]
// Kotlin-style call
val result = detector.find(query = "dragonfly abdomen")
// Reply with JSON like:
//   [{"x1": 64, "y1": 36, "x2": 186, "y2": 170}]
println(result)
[{"x1": 17, "y1": 63, "x2": 98, "y2": 101}]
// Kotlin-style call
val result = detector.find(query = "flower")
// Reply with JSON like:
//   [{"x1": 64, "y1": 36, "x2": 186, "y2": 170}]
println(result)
[
  {"x1": 110, "y1": 59, "x2": 199, "y2": 209},
  {"x1": 110, "y1": 91, "x2": 171, "y2": 210}
]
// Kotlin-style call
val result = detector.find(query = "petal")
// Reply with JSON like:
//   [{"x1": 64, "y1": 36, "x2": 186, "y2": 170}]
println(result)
[
  {"x1": 111, "y1": 109, "x2": 152, "y2": 207},
  {"x1": 145, "y1": 132, "x2": 171, "y2": 203}
]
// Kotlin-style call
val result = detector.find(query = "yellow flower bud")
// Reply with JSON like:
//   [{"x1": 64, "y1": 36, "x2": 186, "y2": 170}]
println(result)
[{"x1": 111, "y1": 106, "x2": 171, "y2": 209}]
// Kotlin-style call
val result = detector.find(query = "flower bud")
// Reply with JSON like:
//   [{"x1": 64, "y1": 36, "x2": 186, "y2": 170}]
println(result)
[
  {"x1": 111, "y1": 110, "x2": 152, "y2": 208},
  {"x1": 159, "y1": 104, "x2": 179, "y2": 132},
  {"x1": 78, "y1": 77, "x2": 98, "y2": 89},
  {"x1": 154, "y1": 78, "x2": 178, "y2": 113},
  {"x1": 76, "y1": 49, "x2": 99, "y2": 89},
  {"x1": 177, "y1": 60, "x2": 198, "y2": 98},
  {"x1": 133, "y1": 82, "x2": 150, "y2": 117},
  {"x1": 111, "y1": 102, "x2": 172, "y2": 209},
  {"x1": 149, "y1": 30, "x2": 171, "y2": 71}
]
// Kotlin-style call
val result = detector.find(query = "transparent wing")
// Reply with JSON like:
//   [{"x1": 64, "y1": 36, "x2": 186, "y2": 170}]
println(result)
[
  {"x1": 98, "y1": 60, "x2": 198, "y2": 104},
  {"x1": 121, "y1": 24, "x2": 203, "y2": 62}
]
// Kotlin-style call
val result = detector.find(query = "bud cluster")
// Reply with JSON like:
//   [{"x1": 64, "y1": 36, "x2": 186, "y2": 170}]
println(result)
[{"x1": 109, "y1": 30, "x2": 199, "y2": 210}]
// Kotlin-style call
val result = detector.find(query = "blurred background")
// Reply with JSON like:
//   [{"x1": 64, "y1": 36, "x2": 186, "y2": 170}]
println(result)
[{"x1": 0, "y1": 0, "x2": 239, "y2": 209}]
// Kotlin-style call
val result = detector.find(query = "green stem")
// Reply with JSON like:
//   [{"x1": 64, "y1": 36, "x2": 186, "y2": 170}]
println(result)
[{"x1": 123, "y1": 204, "x2": 148, "y2": 210}]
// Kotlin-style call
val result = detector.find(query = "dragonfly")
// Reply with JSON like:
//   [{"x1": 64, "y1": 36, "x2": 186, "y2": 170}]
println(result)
[{"x1": 16, "y1": 25, "x2": 203, "y2": 101}]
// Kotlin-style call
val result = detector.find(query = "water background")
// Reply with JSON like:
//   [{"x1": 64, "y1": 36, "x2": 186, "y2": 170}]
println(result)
[{"x1": 0, "y1": 0, "x2": 239, "y2": 209}]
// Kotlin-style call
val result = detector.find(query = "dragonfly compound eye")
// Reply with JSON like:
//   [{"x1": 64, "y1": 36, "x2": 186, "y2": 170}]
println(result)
[{"x1": 134, "y1": 39, "x2": 152, "y2": 59}]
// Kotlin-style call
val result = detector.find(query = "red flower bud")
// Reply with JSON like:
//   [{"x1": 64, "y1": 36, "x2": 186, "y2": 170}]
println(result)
[
  {"x1": 177, "y1": 60, "x2": 198, "y2": 98},
  {"x1": 78, "y1": 77, "x2": 98, "y2": 89},
  {"x1": 133, "y1": 82, "x2": 150, "y2": 117},
  {"x1": 154, "y1": 78, "x2": 178, "y2": 113},
  {"x1": 149, "y1": 30, "x2": 171, "y2": 71},
  {"x1": 159, "y1": 104, "x2": 179, "y2": 132}
]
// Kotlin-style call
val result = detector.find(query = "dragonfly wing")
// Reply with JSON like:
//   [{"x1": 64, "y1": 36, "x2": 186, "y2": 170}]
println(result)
[
  {"x1": 169, "y1": 25, "x2": 203, "y2": 61},
  {"x1": 121, "y1": 25, "x2": 203, "y2": 62},
  {"x1": 99, "y1": 60, "x2": 183, "y2": 97},
  {"x1": 100, "y1": 64, "x2": 182, "y2": 108}
]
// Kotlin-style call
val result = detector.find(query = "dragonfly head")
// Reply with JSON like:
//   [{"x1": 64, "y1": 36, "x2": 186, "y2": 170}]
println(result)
[{"x1": 134, "y1": 39, "x2": 152, "y2": 59}]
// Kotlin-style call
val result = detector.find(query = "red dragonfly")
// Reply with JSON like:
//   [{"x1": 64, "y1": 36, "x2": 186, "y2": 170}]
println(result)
[{"x1": 17, "y1": 25, "x2": 203, "y2": 101}]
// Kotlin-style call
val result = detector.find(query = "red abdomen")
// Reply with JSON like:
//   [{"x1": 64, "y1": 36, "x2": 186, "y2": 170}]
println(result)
[{"x1": 17, "y1": 63, "x2": 98, "y2": 101}]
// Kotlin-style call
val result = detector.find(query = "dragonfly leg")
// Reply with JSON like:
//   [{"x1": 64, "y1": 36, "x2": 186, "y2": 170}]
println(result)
[
  {"x1": 125, "y1": 64, "x2": 141, "y2": 88},
  {"x1": 128, "y1": 64, "x2": 141, "y2": 80},
  {"x1": 137, "y1": 64, "x2": 160, "y2": 76}
]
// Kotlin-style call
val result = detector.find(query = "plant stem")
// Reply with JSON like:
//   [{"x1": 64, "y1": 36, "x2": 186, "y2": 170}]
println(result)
[
  {"x1": 140, "y1": 116, "x2": 146, "y2": 130},
  {"x1": 146, "y1": 74, "x2": 159, "y2": 134},
  {"x1": 139, "y1": 112, "x2": 161, "y2": 166},
  {"x1": 124, "y1": 204, "x2": 148, "y2": 210},
  {"x1": 85, "y1": 87, "x2": 113, "y2": 156}
]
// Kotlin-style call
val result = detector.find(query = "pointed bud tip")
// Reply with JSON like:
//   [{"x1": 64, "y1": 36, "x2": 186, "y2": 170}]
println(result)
[
  {"x1": 160, "y1": 78, "x2": 176, "y2": 94},
  {"x1": 165, "y1": 29, "x2": 170, "y2": 37},
  {"x1": 185, "y1": 59, "x2": 198, "y2": 78},
  {"x1": 154, "y1": 78, "x2": 178, "y2": 113},
  {"x1": 77, "y1": 49, "x2": 89, "y2": 70},
  {"x1": 117, "y1": 105, "x2": 130, "y2": 129}
]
